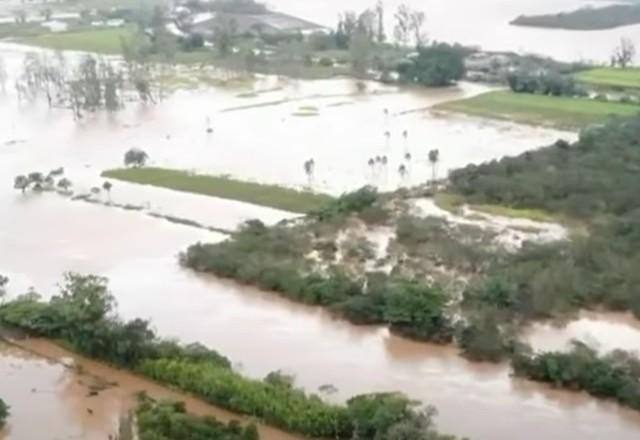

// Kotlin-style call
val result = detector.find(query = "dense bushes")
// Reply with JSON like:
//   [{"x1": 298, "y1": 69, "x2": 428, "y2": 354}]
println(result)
[
  {"x1": 0, "y1": 398, "x2": 8, "y2": 428},
  {"x1": 139, "y1": 359, "x2": 350, "y2": 438},
  {"x1": 0, "y1": 274, "x2": 459, "y2": 439},
  {"x1": 310, "y1": 186, "x2": 379, "y2": 221},
  {"x1": 397, "y1": 43, "x2": 466, "y2": 87},
  {"x1": 182, "y1": 231, "x2": 455, "y2": 344},
  {"x1": 507, "y1": 70, "x2": 582, "y2": 96},
  {"x1": 512, "y1": 342, "x2": 640, "y2": 411},
  {"x1": 449, "y1": 116, "x2": 640, "y2": 318},
  {"x1": 137, "y1": 399, "x2": 259, "y2": 440},
  {"x1": 0, "y1": 274, "x2": 230, "y2": 370}
]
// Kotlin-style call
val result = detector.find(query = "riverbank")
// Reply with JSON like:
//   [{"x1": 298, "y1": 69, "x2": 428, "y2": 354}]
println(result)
[
  {"x1": 0, "y1": 336, "x2": 302, "y2": 440},
  {"x1": 434, "y1": 90, "x2": 640, "y2": 129},
  {"x1": 102, "y1": 168, "x2": 333, "y2": 214},
  {"x1": 0, "y1": 277, "x2": 460, "y2": 440}
]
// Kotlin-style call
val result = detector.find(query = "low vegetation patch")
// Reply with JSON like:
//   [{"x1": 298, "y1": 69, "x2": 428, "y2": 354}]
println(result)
[
  {"x1": 512, "y1": 341, "x2": 640, "y2": 411},
  {"x1": 577, "y1": 67, "x2": 640, "y2": 91},
  {"x1": 16, "y1": 28, "x2": 134, "y2": 54},
  {"x1": 0, "y1": 274, "x2": 459, "y2": 440},
  {"x1": 435, "y1": 91, "x2": 640, "y2": 129},
  {"x1": 102, "y1": 167, "x2": 333, "y2": 213},
  {"x1": 137, "y1": 398, "x2": 259, "y2": 440},
  {"x1": 451, "y1": 115, "x2": 640, "y2": 320}
]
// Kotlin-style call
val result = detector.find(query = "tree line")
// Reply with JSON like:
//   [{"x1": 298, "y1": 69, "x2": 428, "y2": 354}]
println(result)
[
  {"x1": 0, "y1": 273, "x2": 461, "y2": 440},
  {"x1": 0, "y1": 398, "x2": 8, "y2": 429}
]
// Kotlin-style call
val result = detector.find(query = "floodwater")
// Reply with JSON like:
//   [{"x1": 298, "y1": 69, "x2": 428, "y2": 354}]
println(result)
[
  {"x1": 270, "y1": 0, "x2": 640, "y2": 63},
  {"x1": 0, "y1": 338, "x2": 303, "y2": 440},
  {"x1": 1, "y1": 42, "x2": 640, "y2": 439}
]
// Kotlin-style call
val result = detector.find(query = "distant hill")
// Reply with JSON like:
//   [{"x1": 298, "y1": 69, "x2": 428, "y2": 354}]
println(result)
[{"x1": 511, "y1": 3, "x2": 640, "y2": 30}]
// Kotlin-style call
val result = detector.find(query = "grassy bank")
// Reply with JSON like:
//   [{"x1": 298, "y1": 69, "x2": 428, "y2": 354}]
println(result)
[
  {"x1": 16, "y1": 28, "x2": 133, "y2": 54},
  {"x1": 577, "y1": 67, "x2": 640, "y2": 90},
  {"x1": 102, "y1": 167, "x2": 333, "y2": 214},
  {"x1": 433, "y1": 192, "x2": 559, "y2": 223},
  {"x1": 435, "y1": 90, "x2": 640, "y2": 129}
]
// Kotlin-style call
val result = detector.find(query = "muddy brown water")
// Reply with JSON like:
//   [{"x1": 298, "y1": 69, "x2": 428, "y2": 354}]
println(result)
[
  {"x1": 0, "y1": 338, "x2": 303, "y2": 440},
  {"x1": 1, "y1": 43, "x2": 639, "y2": 439}
]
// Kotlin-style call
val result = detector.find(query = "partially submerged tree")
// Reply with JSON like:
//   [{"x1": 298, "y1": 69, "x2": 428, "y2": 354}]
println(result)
[
  {"x1": 124, "y1": 148, "x2": 149, "y2": 167},
  {"x1": 14, "y1": 175, "x2": 29, "y2": 193},
  {"x1": 428, "y1": 149, "x2": 440, "y2": 184}
]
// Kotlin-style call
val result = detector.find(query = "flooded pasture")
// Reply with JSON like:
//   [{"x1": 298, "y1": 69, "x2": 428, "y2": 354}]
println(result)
[{"x1": 0, "y1": 39, "x2": 639, "y2": 440}]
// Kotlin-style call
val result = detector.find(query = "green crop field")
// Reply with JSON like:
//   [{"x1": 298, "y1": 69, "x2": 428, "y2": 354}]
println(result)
[
  {"x1": 577, "y1": 67, "x2": 640, "y2": 90},
  {"x1": 17, "y1": 28, "x2": 134, "y2": 54},
  {"x1": 435, "y1": 90, "x2": 640, "y2": 130},
  {"x1": 102, "y1": 167, "x2": 334, "y2": 214}
]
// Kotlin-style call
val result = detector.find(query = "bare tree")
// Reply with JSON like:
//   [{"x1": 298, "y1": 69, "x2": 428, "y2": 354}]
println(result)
[
  {"x1": 611, "y1": 38, "x2": 635, "y2": 68},
  {"x1": 375, "y1": 0, "x2": 386, "y2": 43},
  {"x1": 408, "y1": 9, "x2": 427, "y2": 47},
  {"x1": 393, "y1": 3, "x2": 411, "y2": 46}
]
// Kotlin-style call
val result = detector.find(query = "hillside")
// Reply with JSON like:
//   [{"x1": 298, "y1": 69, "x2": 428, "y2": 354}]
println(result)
[{"x1": 511, "y1": 4, "x2": 640, "y2": 30}]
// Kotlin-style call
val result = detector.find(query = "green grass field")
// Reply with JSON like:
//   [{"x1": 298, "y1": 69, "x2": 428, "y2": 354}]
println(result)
[
  {"x1": 435, "y1": 90, "x2": 640, "y2": 129},
  {"x1": 102, "y1": 167, "x2": 334, "y2": 213},
  {"x1": 577, "y1": 67, "x2": 640, "y2": 90},
  {"x1": 16, "y1": 28, "x2": 134, "y2": 54}
]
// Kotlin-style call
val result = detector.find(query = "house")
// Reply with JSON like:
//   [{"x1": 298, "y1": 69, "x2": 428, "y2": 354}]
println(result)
[{"x1": 187, "y1": 11, "x2": 327, "y2": 39}]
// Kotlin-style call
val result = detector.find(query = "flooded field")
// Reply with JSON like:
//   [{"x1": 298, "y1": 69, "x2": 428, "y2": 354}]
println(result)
[
  {"x1": 0, "y1": 338, "x2": 302, "y2": 440},
  {"x1": 270, "y1": 0, "x2": 640, "y2": 62},
  {"x1": 1, "y1": 41, "x2": 639, "y2": 439}
]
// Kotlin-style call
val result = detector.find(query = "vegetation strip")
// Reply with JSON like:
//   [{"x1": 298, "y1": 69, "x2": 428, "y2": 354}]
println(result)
[
  {"x1": 577, "y1": 67, "x2": 640, "y2": 90},
  {"x1": 137, "y1": 399, "x2": 260, "y2": 440},
  {"x1": 0, "y1": 397, "x2": 8, "y2": 429},
  {"x1": 0, "y1": 273, "x2": 459, "y2": 440},
  {"x1": 102, "y1": 168, "x2": 334, "y2": 214},
  {"x1": 434, "y1": 91, "x2": 640, "y2": 129}
]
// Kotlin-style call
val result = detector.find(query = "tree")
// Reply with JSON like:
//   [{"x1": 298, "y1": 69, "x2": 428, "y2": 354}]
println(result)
[
  {"x1": 375, "y1": 1, "x2": 386, "y2": 43},
  {"x1": 0, "y1": 274, "x2": 8, "y2": 303},
  {"x1": 102, "y1": 181, "x2": 113, "y2": 199},
  {"x1": 428, "y1": 149, "x2": 440, "y2": 184},
  {"x1": 408, "y1": 9, "x2": 427, "y2": 47},
  {"x1": 0, "y1": 398, "x2": 8, "y2": 428},
  {"x1": 57, "y1": 178, "x2": 72, "y2": 192},
  {"x1": 42, "y1": 8, "x2": 52, "y2": 21},
  {"x1": 124, "y1": 148, "x2": 149, "y2": 167},
  {"x1": 14, "y1": 175, "x2": 29, "y2": 193},
  {"x1": 611, "y1": 37, "x2": 635, "y2": 68},
  {"x1": 213, "y1": 16, "x2": 238, "y2": 57},
  {"x1": 397, "y1": 43, "x2": 465, "y2": 87},
  {"x1": 394, "y1": 4, "x2": 411, "y2": 46},
  {"x1": 14, "y1": 10, "x2": 26, "y2": 24},
  {"x1": 350, "y1": 31, "x2": 373, "y2": 77}
]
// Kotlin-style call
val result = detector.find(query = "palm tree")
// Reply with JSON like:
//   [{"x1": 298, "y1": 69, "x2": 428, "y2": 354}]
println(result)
[
  {"x1": 367, "y1": 158, "x2": 375, "y2": 183},
  {"x1": 206, "y1": 116, "x2": 213, "y2": 133},
  {"x1": 102, "y1": 181, "x2": 113, "y2": 201},
  {"x1": 398, "y1": 164, "x2": 407, "y2": 183},
  {"x1": 384, "y1": 131, "x2": 391, "y2": 149},
  {"x1": 303, "y1": 159, "x2": 315, "y2": 187},
  {"x1": 402, "y1": 130, "x2": 408, "y2": 152},
  {"x1": 428, "y1": 149, "x2": 440, "y2": 186}
]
